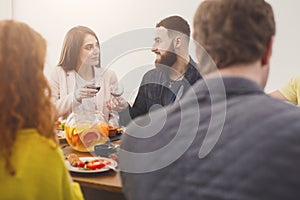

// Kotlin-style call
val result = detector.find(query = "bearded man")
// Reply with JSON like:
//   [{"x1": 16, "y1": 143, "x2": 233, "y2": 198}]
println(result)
[{"x1": 107, "y1": 15, "x2": 202, "y2": 126}]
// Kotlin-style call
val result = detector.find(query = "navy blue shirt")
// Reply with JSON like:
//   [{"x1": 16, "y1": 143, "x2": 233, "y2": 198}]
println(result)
[{"x1": 119, "y1": 57, "x2": 202, "y2": 126}]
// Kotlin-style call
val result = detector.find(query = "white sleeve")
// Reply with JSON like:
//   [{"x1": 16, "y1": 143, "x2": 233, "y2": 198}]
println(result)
[{"x1": 48, "y1": 67, "x2": 80, "y2": 118}]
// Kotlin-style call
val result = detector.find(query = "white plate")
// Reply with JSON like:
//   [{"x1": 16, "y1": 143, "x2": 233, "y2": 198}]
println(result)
[{"x1": 65, "y1": 156, "x2": 118, "y2": 173}]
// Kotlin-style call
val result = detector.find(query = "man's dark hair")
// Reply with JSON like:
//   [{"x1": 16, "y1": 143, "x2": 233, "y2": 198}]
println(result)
[{"x1": 156, "y1": 15, "x2": 191, "y2": 39}]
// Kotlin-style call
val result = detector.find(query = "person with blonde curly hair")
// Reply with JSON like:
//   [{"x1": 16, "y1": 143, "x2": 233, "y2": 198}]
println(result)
[{"x1": 0, "y1": 20, "x2": 83, "y2": 200}]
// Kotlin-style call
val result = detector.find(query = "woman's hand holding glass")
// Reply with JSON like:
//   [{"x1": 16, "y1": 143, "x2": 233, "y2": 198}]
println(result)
[{"x1": 74, "y1": 83, "x2": 100, "y2": 103}]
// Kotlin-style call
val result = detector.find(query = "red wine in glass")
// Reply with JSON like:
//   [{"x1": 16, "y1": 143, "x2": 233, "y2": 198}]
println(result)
[
  {"x1": 95, "y1": 86, "x2": 101, "y2": 92},
  {"x1": 111, "y1": 84, "x2": 124, "y2": 97},
  {"x1": 87, "y1": 85, "x2": 101, "y2": 92}
]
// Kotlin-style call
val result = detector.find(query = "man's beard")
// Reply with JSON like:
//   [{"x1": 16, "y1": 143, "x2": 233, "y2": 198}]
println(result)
[{"x1": 155, "y1": 44, "x2": 177, "y2": 72}]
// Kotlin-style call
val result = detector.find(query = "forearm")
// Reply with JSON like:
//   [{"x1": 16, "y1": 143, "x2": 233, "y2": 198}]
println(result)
[{"x1": 269, "y1": 90, "x2": 294, "y2": 104}]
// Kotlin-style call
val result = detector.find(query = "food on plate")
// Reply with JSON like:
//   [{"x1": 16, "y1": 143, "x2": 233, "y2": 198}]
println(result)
[
  {"x1": 67, "y1": 153, "x2": 83, "y2": 167},
  {"x1": 67, "y1": 154, "x2": 111, "y2": 170},
  {"x1": 85, "y1": 159, "x2": 106, "y2": 170}
]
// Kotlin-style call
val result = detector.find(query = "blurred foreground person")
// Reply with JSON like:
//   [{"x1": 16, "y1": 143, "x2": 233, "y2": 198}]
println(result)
[
  {"x1": 0, "y1": 20, "x2": 84, "y2": 200},
  {"x1": 119, "y1": 0, "x2": 300, "y2": 200}
]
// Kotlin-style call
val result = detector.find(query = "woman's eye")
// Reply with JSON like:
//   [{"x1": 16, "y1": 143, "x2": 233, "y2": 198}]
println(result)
[
  {"x1": 84, "y1": 45, "x2": 93, "y2": 50},
  {"x1": 83, "y1": 43, "x2": 99, "y2": 51}
]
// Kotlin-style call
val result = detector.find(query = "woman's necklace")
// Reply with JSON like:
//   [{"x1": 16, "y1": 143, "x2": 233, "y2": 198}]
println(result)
[{"x1": 168, "y1": 73, "x2": 185, "y2": 88}]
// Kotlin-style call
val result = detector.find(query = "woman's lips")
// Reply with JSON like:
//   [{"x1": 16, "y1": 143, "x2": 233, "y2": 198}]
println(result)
[{"x1": 91, "y1": 57, "x2": 99, "y2": 60}]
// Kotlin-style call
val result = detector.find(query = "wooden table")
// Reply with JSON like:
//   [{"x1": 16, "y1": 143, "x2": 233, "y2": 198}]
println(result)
[{"x1": 61, "y1": 142, "x2": 125, "y2": 200}]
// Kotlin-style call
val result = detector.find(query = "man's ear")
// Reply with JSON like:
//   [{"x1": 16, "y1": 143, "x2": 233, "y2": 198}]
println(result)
[
  {"x1": 173, "y1": 36, "x2": 181, "y2": 48},
  {"x1": 262, "y1": 36, "x2": 274, "y2": 66}
]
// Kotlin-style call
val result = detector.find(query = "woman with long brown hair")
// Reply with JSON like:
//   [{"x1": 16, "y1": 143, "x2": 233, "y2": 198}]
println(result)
[
  {"x1": 0, "y1": 20, "x2": 83, "y2": 200},
  {"x1": 49, "y1": 26, "x2": 119, "y2": 126}
]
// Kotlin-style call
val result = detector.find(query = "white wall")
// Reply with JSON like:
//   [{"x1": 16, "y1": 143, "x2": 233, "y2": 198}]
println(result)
[
  {"x1": 9, "y1": 0, "x2": 300, "y2": 98},
  {"x1": 11, "y1": 0, "x2": 202, "y2": 101},
  {"x1": 0, "y1": 0, "x2": 12, "y2": 19},
  {"x1": 267, "y1": 0, "x2": 300, "y2": 92}
]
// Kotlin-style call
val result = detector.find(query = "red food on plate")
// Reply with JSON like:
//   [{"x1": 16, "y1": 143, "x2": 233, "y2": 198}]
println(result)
[
  {"x1": 67, "y1": 154, "x2": 113, "y2": 171},
  {"x1": 86, "y1": 160, "x2": 105, "y2": 170},
  {"x1": 76, "y1": 161, "x2": 85, "y2": 168}
]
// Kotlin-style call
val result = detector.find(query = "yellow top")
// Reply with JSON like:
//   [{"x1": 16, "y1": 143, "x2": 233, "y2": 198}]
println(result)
[
  {"x1": 0, "y1": 128, "x2": 84, "y2": 200},
  {"x1": 279, "y1": 76, "x2": 300, "y2": 105}
]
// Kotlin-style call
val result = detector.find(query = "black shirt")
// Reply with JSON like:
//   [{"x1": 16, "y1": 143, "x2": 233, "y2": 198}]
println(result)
[{"x1": 119, "y1": 57, "x2": 202, "y2": 126}]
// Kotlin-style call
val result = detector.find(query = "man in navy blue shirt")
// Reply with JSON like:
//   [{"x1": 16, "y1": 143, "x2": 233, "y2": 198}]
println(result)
[{"x1": 107, "y1": 15, "x2": 202, "y2": 125}]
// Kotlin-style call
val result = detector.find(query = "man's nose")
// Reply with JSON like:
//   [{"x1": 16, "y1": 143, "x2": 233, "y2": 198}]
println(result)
[{"x1": 151, "y1": 46, "x2": 158, "y2": 52}]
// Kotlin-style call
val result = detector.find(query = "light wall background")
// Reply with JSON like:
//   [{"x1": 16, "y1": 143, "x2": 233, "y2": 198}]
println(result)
[
  {"x1": 1, "y1": 0, "x2": 300, "y2": 98},
  {"x1": 0, "y1": 0, "x2": 12, "y2": 19}
]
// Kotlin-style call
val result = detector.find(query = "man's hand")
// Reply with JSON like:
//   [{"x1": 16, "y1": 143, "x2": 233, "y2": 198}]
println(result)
[{"x1": 106, "y1": 96, "x2": 128, "y2": 112}]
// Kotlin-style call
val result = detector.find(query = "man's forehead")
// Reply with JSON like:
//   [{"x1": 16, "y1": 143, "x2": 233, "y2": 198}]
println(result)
[{"x1": 154, "y1": 27, "x2": 169, "y2": 39}]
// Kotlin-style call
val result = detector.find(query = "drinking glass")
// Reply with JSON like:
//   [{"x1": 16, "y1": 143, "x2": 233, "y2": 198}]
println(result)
[{"x1": 110, "y1": 82, "x2": 124, "y2": 97}]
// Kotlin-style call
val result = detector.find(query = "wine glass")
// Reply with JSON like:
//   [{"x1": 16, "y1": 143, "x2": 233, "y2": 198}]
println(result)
[
  {"x1": 110, "y1": 82, "x2": 124, "y2": 97},
  {"x1": 88, "y1": 77, "x2": 102, "y2": 111},
  {"x1": 88, "y1": 77, "x2": 101, "y2": 93},
  {"x1": 86, "y1": 84, "x2": 101, "y2": 93},
  {"x1": 94, "y1": 85, "x2": 101, "y2": 92}
]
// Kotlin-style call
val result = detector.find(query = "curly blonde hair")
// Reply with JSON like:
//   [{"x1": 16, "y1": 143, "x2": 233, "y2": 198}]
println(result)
[{"x1": 0, "y1": 20, "x2": 57, "y2": 175}]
